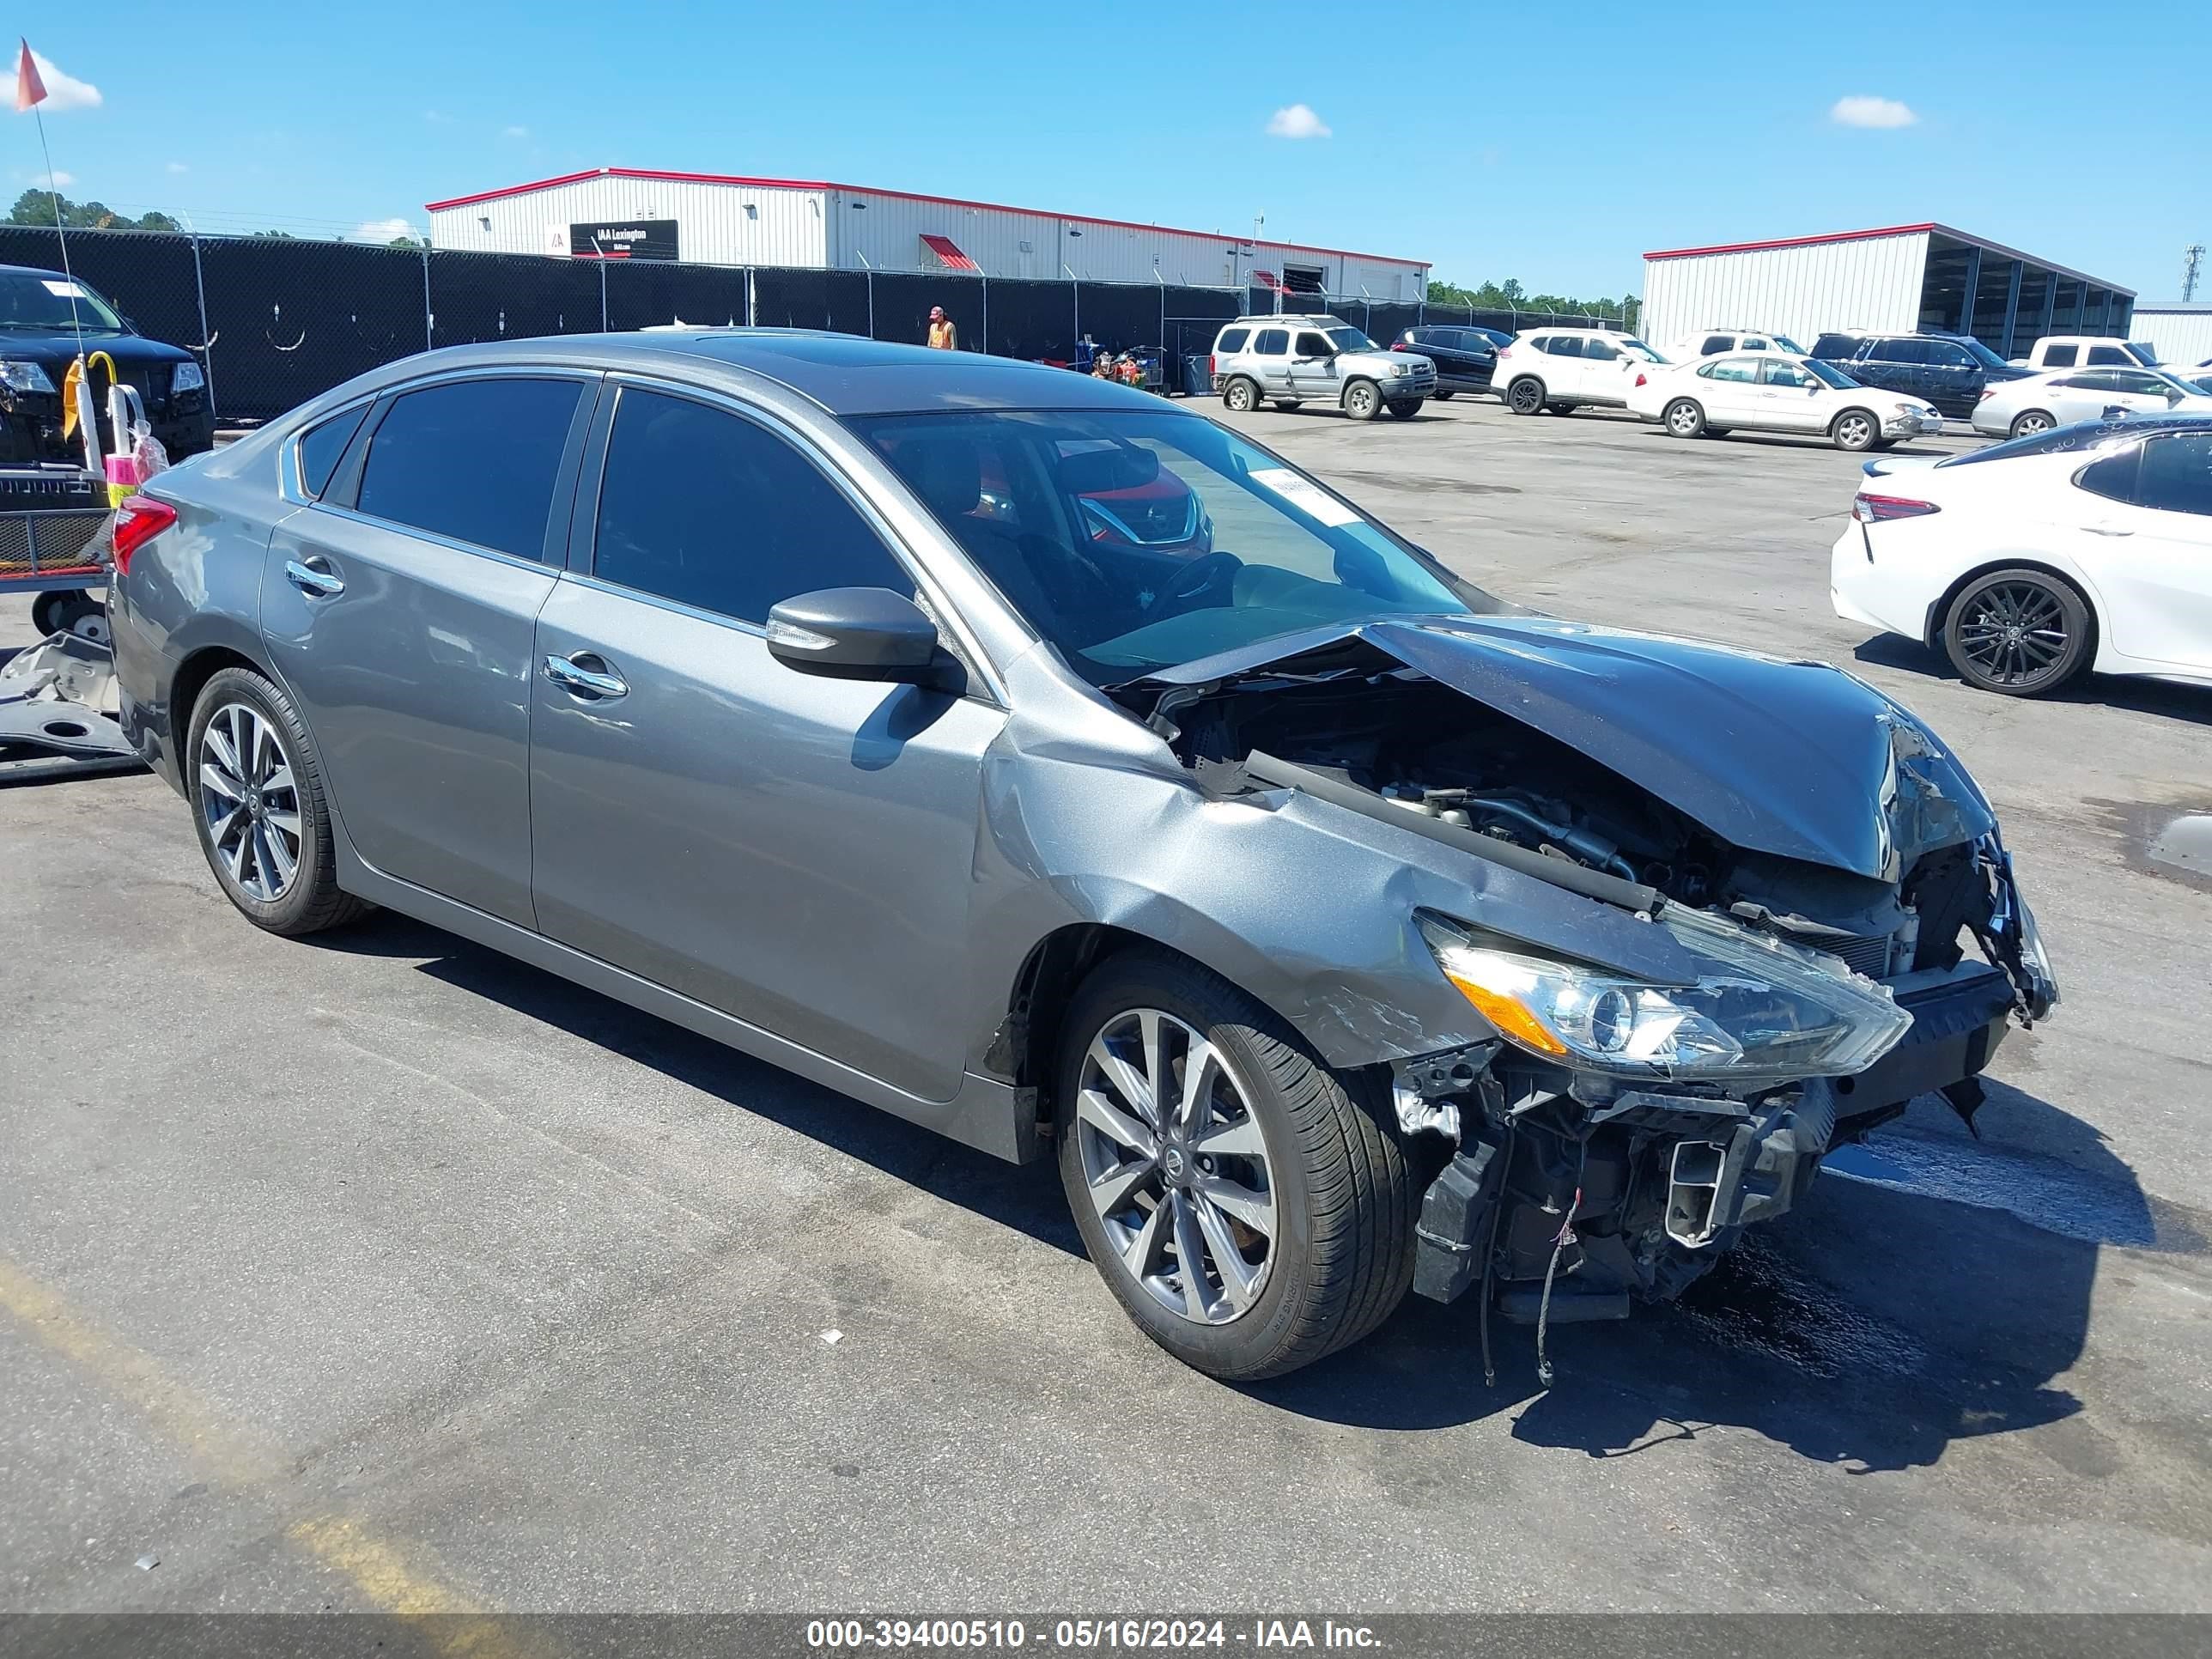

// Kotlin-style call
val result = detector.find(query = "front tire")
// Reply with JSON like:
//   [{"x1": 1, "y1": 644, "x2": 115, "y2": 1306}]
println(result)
[
  {"x1": 1832, "y1": 408, "x2": 1881, "y2": 451},
  {"x1": 1343, "y1": 381, "x2": 1381, "y2": 422},
  {"x1": 1222, "y1": 378, "x2": 1258, "y2": 413},
  {"x1": 1662, "y1": 398, "x2": 1705, "y2": 439},
  {"x1": 1942, "y1": 568, "x2": 2094, "y2": 696},
  {"x1": 186, "y1": 665, "x2": 368, "y2": 935},
  {"x1": 1506, "y1": 376, "x2": 1546, "y2": 416},
  {"x1": 1054, "y1": 951, "x2": 1416, "y2": 1381},
  {"x1": 2010, "y1": 410, "x2": 2056, "y2": 438}
]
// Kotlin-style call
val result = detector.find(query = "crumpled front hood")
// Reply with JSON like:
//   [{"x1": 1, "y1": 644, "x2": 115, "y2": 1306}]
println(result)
[{"x1": 1139, "y1": 615, "x2": 1996, "y2": 881}]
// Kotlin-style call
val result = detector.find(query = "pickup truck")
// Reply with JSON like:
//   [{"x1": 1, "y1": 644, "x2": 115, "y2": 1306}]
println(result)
[{"x1": 2008, "y1": 335, "x2": 2161, "y2": 371}]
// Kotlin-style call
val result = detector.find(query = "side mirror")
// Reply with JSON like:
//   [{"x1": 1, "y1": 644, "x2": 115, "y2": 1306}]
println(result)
[{"x1": 766, "y1": 586, "x2": 961, "y2": 691}]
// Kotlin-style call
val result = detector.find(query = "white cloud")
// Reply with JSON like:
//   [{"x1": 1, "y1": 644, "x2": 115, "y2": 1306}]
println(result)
[
  {"x1": 26, "y1": 52, "x2": 100, "y2": 112},
  {"x1": 1831, "y1": 95, "x2": 1917, "y2": 130},
  {"x1": 501, "y1": 124, "x2": 530, "y2": 139},
  {"x1": 1265, "y1": 103, "x2": 1331, "y2": 140},
  {"x1": 39, "y1": 168, "x2": 76, "y2": 187},
  {"x1": 165, "y1": 161, "x2": 188, "y2": 174},
  {"x1": 355, "y1": 217, "x2": 416, "y2": 242}
]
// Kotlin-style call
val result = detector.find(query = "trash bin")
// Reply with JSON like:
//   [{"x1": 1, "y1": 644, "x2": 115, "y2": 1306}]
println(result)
[{"x1": 1181, "y1": 355, "x2": 1214, "y2": 398}]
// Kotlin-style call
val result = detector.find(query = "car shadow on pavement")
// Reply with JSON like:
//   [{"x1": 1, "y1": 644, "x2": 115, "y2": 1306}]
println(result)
[
  {"x1": 301, "y1": 909, "x2": 1087, "y2": 1258},
  {"x1": 1850, "y1": 633, "x2": 2212, "y2": 727},
  {"x1": 1249, "y1": 1083, "x2": 2188, "y2": 1473}
]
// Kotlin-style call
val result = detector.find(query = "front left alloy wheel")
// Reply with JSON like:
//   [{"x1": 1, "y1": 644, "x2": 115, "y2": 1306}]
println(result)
[
  {"x1": 1055, "y1": 951, "x2": 1416, "y2": 1379},
  {"x1": 187, "y1": 665, "x2": 368, "y2": 934}
]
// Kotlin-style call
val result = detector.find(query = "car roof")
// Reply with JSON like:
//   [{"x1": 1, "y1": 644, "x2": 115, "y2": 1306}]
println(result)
[{"x1": 320, "y1": 330, "x2": 1183, "y2": 417}]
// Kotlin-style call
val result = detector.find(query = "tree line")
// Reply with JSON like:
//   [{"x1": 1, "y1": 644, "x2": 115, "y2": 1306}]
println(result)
[
  {"x1": 6, "y1": 191, "x2": 422, "y2": 247},
  {"x1": 1427, "y1": 276, "x2": 1638, "y2": 329}
]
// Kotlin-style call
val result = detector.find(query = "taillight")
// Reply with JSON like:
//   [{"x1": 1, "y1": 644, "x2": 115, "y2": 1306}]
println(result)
[
  {"x1": 1208, "y1": 354, "x2": 1217, "y2": 380},
  {"x1": 1978, "y1": 387, "x2": 1996, "y2": 401},
  {"x1": 109, "y1": 495, "x2": 177, "y2": 574},
  {"x1": 1496, "y1": 344, "x2": 1513, "y2": 359},
  {"x1": 1634, "y1": 372, "x2": 1647, "y2": 387},
  {"x1": 1853, "y1": 493, "x2": 1940, "y2": 524}
]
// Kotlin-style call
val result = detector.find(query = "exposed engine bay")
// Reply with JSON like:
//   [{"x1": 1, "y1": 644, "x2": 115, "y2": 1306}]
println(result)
[{"x1": 1123, "y1": 638, "x2": 2058, "y2": 1369}]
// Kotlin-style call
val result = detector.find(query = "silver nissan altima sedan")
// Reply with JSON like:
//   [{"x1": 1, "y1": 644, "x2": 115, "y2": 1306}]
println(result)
[{"x1": 106, "y1": 331, "x2": 2056, "y2": 1381}]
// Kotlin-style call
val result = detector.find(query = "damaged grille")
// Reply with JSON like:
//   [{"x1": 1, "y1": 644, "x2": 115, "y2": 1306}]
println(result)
[{"x1": 1829, "y1": 933, "x2": 1893, "y2": 979}]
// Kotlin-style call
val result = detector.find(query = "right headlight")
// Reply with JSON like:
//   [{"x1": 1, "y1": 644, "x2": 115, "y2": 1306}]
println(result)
[
  {"x1": 0, "y1": 359, "x2": 57, "y2": 394},
  {"x1": 1417, "y1": 906, "x2": 1911, "y2": 1086}
]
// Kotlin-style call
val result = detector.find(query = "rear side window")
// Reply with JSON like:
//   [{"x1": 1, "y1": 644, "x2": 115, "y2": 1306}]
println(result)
[
  {"x1": 2043, "y1": 343, "x2": 2079, "y2": 368},
  {"x1": 1876, "y1": 338, "x2": 1929, "y2": 364},
  {"x1": 1216, "y1": 327, "x2": 1250, "y2": 353},
  {"x1": 296, "y1": 404, "x2": 369, "y2": 498},
  {"x1": 354, "y1": 378, "x2": 583, "y2": 561},
  {"x1": 1254, "y1": 328, "x2": 1288, "y2": 355},
  {"x1": 1699, "y1": 333, "x2": 1732, "y2": 356},
  {"x1": 592, "y1": 388, "x2": 911, "y2": 625},
  {"x1": 2075, "y1": 443, "x2": 2141, "y2": 503},
  {"x1": 2136, "y1": 433, "x2": 2212, "y2": 516},
  {"x1": 1542, "y1": 337, "x2": 1583, "y2": 358}
]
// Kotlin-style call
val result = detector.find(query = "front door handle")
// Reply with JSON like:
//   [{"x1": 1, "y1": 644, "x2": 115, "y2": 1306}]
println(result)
[
  {"x1": 2080, "y1": 524, "x2": 2135, "y2": 538},
  {"x1": 544, "y1": 652, "x2": 629, "y2": 698},
  {"x1": 283, "y1": 557, "x2": 344, "y2": 599}
]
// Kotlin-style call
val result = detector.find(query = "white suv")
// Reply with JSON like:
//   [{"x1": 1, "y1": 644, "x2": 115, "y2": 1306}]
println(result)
[
  {"x1": 1212, "y1": 316, "x2": 1436, "y2": 421},
  {"x1": 1492, "y1": 328, "x2": 1668, "y2": 416},
  {"x1": 1666, "y1": 328, "x2": 1808, "y2": 359}
]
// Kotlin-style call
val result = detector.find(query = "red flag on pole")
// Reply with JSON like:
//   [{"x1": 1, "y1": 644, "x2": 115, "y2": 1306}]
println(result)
[{"x1": 15, "y1": 40, "x2": 48, "y2": 112}]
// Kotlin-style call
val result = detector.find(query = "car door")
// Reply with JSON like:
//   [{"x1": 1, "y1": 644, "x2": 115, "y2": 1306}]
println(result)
[
  {"x1": 1856, "y1": 337, "x2": 1919, "y2": 404},
  {"x1": 1696, "y1": 355, "x2": 1765, "y2": 424},
  {"x1": 1535, "y1": 334, "x2": 1583, "y2": 397},
  {"x1": 1579, "y1": 335, "x2": 1631, "y2": 404},
  {"x1": 1922, "y1": 338, "x2": 1978, "y2": 418},
  {"x1": 2072, "y1": 431, "x2": 2212, "y2": 671},
  {"x1": 1757, "y1": 356, "x2": 1830, "y2": 431},
  {"x1": 1290, "y1": 327, "x2": 1342, "y2": 401},
  {"x1": 1249, "y1": 325, "x2": 1292, "y2": 397},
  {"x1": 260, "y1": 371, "x2": 597, "y2": 927},
  {"x1": 526, "y1": 381, "x2": 1006, "y2": 1101}
]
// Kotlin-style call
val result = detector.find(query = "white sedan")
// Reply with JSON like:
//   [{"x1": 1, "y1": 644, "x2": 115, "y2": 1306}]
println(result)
[
  {"x1": 1972, "y1": 366, "x2": 2212, "y2": 438},
  {"x1": 1831, "y1": 415, "x2": 2212, "y2": 696},
  {"x1": 1627, "y1": 350, "x2": 1941, "y2": 451}
]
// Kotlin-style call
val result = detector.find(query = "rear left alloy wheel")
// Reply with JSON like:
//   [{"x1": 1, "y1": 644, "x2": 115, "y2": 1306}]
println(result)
[
  {"x1": 1942, "y1": 568, "x2": 2093, "y2": 696},
  {"x1": 2010, "y1": 410, "x2": 2056, "y2": 438},
  {"x1": 187, "y1": 665, "x2": 368, "y2": 935},
  {"x1": 1055, "y1": 951, "x2": 1416, "y2": 1380}
]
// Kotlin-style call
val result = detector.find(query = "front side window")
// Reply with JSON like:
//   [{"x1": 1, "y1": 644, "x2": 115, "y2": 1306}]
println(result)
[
  {"x1": 1926, "y1": 342, "x2": 1973, "y2": 368},
  {"x1": 1216, "y1": 327, "x2": 1250, "y2": 353},
  {"x1": 1295, "y1": 331, "x2": 1334, "y2": 357},
  {"x1": 354, "y1": 378, "x2": 583, "y2": 561},
  {"x1": 1699, "y1": 334, "x2": 1732, "y2": 356},
  {"x1": 2136, "y1": 434, "x2": 2212, "y2": 516},
  {"x1": 860, "y1": 410, "x2": 1497, "y2": 686},
  {"x1": 594, "y1": 388, "x2": 911, "y2": 623},
  {"x1": 2109, "y1": 370, "x2": 2171, "y2": 398},
  {"x1": 1253, "y1": 328, "x2": 1289, "y2": 356},
  {"x1": 1760, "y1": 358, "x2": 1814, "y2": 387},
  {"x1": 2087, "y1": 346, "x2": 2129, "y2": 367},
  {"x1": 1583, "y1": 337, "x2": 1620, "y2": 362}
]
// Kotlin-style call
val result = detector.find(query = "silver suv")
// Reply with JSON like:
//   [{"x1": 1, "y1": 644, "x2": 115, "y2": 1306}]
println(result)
[{"x1": 1212, "y1": 315, "x2": 1434, "y2": 421}]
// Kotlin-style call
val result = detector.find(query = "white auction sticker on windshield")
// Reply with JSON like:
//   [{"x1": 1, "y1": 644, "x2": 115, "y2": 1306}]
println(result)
[
  {"x1": 1248, "y1": 468, "x2": 1363, "y2": 528},
  {"x1": 41, "y1": 279, "x2": 88, "y2": 298}
]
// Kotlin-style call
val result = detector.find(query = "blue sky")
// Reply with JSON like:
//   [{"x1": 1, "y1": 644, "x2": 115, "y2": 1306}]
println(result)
[{"x1": 10, "y1": 0, "x2": 2204, "y2": 300}]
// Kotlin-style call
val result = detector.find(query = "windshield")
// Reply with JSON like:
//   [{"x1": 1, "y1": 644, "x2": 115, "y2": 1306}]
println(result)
[
  {"x1": 1955, "y1": 336, "x2": 2013, "y2": 371},
  {"x1": 857, "y1": 410, "x2": 1499, "y2": 685},
  {"x1": 1803, "y1": 357, "x2": 1859, "y2": 389},
  {"x1": 1323, "y1": 325, "x2": 1375, "y2": 353},
  {"x1": 1617, "y1": 338, "x2": 1668, "y2": 364},
  {"x1": 0, "y1": 271, "x2": 126, "y2": 332}
]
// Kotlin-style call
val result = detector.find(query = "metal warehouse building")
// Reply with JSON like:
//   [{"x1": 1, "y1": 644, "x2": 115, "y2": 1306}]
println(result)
[
  {"x1": 425, "y1": 167, "x2": 1430, "y2": 299},
  {"x1": 1641, "y1": 223, "x2": 2135, "y2": 362},
  {"x1": 2129, "y1": 302, "x2": 2212, "y2": 367}
]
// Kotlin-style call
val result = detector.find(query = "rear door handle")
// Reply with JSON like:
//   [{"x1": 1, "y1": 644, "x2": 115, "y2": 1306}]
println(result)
[
  {"x1": 283, "y1": 557, "x2": 344, "y2": 598},
  {"x1": 544, "y1": 652, "x2": 629, "y2": 698},
  {"x1": 2081, "y1": 524, "x2": 2135, "y2": 537}
]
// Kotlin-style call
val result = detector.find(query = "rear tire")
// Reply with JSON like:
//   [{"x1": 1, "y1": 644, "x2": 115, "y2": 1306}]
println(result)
[
  {"x1": 2009, "y1": 410, "x2": 2056, "y2": 438},
  {"x1": 1054, "y1": 951, "x2": 1416, "y2": 1381},
  {"x1": 1343, "y1": 381, "x2": 1381, "y2": 421},
  {"x1": 1942, "y1": 568, "x2": 2094, "y2": 696},
  {"x1": 1832, "y1": 408, "x2": 1881, "y2": 451},
  {"x1": 185, "y1": 665, "x2": 368, "y2": 936},
  {"x1": 1506, "y1": 376, "x2": 1546, "y2": 416},
  {"x1": 1433, "y1": 390, "x2": 1456, "y2": 400},
  {"x1": 1222, "y1": 378, "x2": 1258, "y2": 413},
  {"x1": 1385, "y1": 399, "x2": 1422, "y2": 419},
  {"x1": 1662, "y1": 398, "x2": 1705, "y2": 439}
]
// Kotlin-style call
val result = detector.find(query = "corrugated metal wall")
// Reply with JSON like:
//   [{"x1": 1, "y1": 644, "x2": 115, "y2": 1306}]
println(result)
[
  {"x1": 430, "y1": 178, "x2": 828, "y2": 265},
  {"x1": 2130, "y1": 306, "x2": 2212, "y2": 366},
  {"x1": 431, "y1": 177, "x2": 1425, "y2": 297},
  {"x1": 1641, "y1": 231, "x2": 1929, "y2": 351}
]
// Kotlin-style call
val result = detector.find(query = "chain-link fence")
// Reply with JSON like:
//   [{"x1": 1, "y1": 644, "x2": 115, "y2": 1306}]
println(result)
[{"x1": 0, "y1": 224, "x2": 1635, "y2": 423}]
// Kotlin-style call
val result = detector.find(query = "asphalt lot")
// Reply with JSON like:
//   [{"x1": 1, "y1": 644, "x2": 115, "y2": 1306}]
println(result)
[{"x1": 3, "y1": 392, "x2": 2209, "y2": 1617}]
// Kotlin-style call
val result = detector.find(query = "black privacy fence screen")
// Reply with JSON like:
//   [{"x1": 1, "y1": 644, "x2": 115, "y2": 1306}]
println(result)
[{"x1": 0, "y1": 226, "x2": 1626, "y2": 423}]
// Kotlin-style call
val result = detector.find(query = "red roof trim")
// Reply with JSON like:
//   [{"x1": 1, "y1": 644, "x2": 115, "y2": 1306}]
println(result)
[
  {"x1": 1644, "y1": 222, "x2": 1938, "y2": 260},
  {"x1": 424, "y1": 167, "x2": 1430, "y2": 270}
]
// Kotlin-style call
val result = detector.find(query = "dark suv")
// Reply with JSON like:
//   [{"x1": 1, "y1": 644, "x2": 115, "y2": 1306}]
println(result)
[
  {"x1": 1808, "y1": 330, "x2": 2031, "y2": 421},
  {"x1": 1393, "y1": 326, "x2": 1507, "y2": 398},
  {"x1": 0, "y1": 264, "x2": 215, "y2": 465}
]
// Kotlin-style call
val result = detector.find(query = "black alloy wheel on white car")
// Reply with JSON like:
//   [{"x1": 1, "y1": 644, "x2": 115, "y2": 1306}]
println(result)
[
  {"x1": 1942, "y1": 568, "x2": 2094, "y2": 696},
  {"x1": 1506, "y1": 377, "x2": 1545, "y2": 416}
]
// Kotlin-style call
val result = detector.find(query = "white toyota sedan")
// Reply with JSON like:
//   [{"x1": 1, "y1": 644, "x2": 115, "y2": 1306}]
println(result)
[
  {"x1": 1971, "y1": 366, "x2": 2212, "y2": 439},
  {"x1": 1627, "y1": 350, "x2": 1941, "y2": 452},
  {"x1": 1831, "y1": 415, "x2": 2212, "y2": 696}
]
